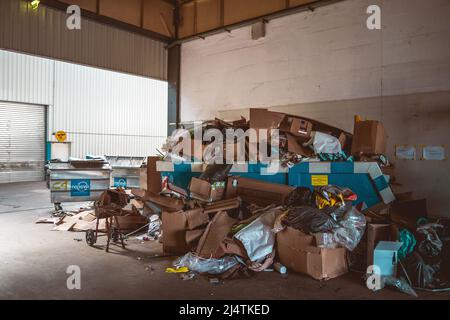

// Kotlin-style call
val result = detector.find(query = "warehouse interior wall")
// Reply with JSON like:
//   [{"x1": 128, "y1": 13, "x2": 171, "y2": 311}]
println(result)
[
  {"x1": 0, "y1": 49, "x2": 168, "y2": 158},
  {"x1": 180, "y1": 0, "x2": 450, "y2": 217}
]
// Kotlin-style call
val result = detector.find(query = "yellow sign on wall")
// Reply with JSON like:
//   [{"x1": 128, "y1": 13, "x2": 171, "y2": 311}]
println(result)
[
  {"x1": 311, "y1": 175, "x2": 329, "y2": 186},
  {"x1": 55, "y1": 130, "x2": 67, "y2": 143}
]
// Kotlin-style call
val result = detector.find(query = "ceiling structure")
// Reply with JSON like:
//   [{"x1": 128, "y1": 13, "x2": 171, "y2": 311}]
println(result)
[{"x1": 39, "y1": 0, "x2": 345, "y2": 44}]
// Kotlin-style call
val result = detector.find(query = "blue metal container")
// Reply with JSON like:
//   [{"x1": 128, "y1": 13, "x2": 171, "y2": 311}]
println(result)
[
  {"x1": 288, "y1": 162, "x2": 395, "y2": 209},
  {"x1": 157, "y1": 161, "x2": 288, "y2": 190}
]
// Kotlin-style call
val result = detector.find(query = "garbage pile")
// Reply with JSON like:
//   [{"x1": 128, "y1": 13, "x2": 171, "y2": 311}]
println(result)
[
  {"x1": 161, "y1": 108, "x2": 356, "y2": 167},
  {"x1": 38, "y1": 109, "x2": 449, "y2": 298}
]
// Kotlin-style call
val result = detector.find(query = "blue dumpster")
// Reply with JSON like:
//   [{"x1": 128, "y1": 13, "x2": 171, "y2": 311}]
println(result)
[
  {"x1": 288, "y1": 162, "x2": 395, "y2": 209},
  {"x1": 156, "y1": 161, "x2": 288, "y2": 190}
]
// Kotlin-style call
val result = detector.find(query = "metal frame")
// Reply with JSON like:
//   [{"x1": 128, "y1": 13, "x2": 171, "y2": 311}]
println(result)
[{"x1": 38, "y1": 0, "x2": 173, "y2": 43}]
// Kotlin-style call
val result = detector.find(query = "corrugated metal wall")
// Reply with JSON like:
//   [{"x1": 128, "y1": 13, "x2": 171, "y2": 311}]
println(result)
[
  {"x1": 52, "y1": 60, "x2": 168, "y2": 158},
  {"x1": 0, "y1": 49, "x2": 54, "y2": 106},
  {"x1": 0, "y1": 49, "x2": 168, "y2": 158},
  {"x1": 0, "y1": 0, "x2": 167, "y2": 80}
]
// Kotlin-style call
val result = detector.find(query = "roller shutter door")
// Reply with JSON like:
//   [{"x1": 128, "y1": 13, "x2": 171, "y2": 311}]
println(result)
[{"x1": 0, "y1": 102, "x2": 46, "y2": 183}]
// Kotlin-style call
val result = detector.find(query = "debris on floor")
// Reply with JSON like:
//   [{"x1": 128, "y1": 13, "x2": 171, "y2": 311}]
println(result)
[{"x1": 38, "y1": 111, "x2": 450, "y2": 298}]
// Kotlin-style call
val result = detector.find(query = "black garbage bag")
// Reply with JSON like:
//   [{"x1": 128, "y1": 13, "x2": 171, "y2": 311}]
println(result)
[
  {"x1": 321, "y1": 200, "x2": 352, "y2": 221},
  {"x1": 417, "y1": 223, "x2": 444, "y2": 259},
  {"x1": 403, "y1": 252, "x2": 436, "y2": 289},
  {"x1": 199, "y1": 164, "x2": 233, "y2": 183},
  {"x1": 284, "y1": 187, "x2": 312, "y2": 207},
  {"x1": 283, "y1": 206, "x2": 339, "y2": 234}
]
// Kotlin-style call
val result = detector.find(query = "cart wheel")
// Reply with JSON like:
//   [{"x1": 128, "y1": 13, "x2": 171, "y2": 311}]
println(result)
[
  {"x1": 111, "y1": 228, "x2": 119, "y2": 243},
  {"x1": 54, "y1": 203, "x2": 63, "y2": 212},
  {"x1": 86, "y1": 229, "x2": 96, "y2": 246}
]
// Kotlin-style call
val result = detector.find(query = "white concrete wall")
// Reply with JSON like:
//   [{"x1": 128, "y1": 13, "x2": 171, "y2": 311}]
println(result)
[
  {"x1": 180, "y1": 0, "x2": 450, "y2": 217},
  {"x1": 0, "y1": 49, "x2": 167, "y2": 158}
]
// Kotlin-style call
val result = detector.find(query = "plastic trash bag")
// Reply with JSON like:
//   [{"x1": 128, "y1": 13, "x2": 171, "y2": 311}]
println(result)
[
  {"x1": 417, "y1": 223, "x2": 444, "y2": 258},
  {"x1": 234, "y1": 207, "x2": 281, "y2": 263},
  {"x1": 332, "y1": 207, "x2": 366, "y2": 251},
  {"x1": 284, "y1": 187, "x2": 312, "y2": 207},
  {"x1": 403, "y1": 252, "x2": 436, "y2": 289},
  {"x1": 174, "y1": 252, "x2": 239, "y2": 275},
  {"x1": 383, "y1": 276, "x2": 418, "y2": 298},
  {"x1": 321, "y1": 201, "x2": 352, "y2": 221},
  {"x1": 314, "y1": 185, "x2": 357, "y2": 210},
  {"x1": 312, "y1": 132, "x2": 342, "y2": 154},
  {"x1": 283, "y1": 206, "x2": 339, "y2": 234}
]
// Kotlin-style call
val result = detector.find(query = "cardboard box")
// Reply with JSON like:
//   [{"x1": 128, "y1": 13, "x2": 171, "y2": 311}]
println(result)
[
  {"x1": 204, "y1": 197, "x2": 240, "y2": 214},
  {"x1": 351, "y1": 120, "x2": 387, "y2": 155},
  {"x1": 185, "y1": 229, "x2": 205, "y2": 249},
  {"x1": 162, "y1": 208, "x2": 209, "y2": 254},
  {"x1": 286, "y1": 133, "x2": 314, "y2": 157},
  {"x1": 225, "y1": 176, "x2": 239, "y2": 199},
  {"x1": 249, "y1": 108, "x2": 285, "y2": 132},
  {"x1": 145, "y1": 192, "x2": 184, "y2": 212},
  {"x1": 235, "y1": 177, "x2": 294, "y2": 207},
  {"x1": 140, "y1": 167, "x2": 147, "y2": 190},
  {"x1": 147, "y1": 157, "x2": 162, "y2": 194},
  {"x1": 189, "y1": 177, "x2": 226, "y2": 202},
  {"x1": 367, "y1": 224, "x2": 392, "y2": 266},
  {"x1": 373, "y1": 241, "x2": 403, "y2": 277},
  {"x1": 276, "y1": 227, "x2": 348, "y2": 280},
  {"x1": 280, "y1": 117, "x2": 313, "y2": 138},
  {"x1": 196, "y1": 211, "x2": 238, "y2": 258}
]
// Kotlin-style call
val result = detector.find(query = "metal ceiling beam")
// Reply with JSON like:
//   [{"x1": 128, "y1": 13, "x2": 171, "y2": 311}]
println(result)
[
  {"x1": 169, "y1": 0, "x2": 348, "y2": 46},
  {"x1": 39, "y1": 0, "x2": 173, "y2": 43}
]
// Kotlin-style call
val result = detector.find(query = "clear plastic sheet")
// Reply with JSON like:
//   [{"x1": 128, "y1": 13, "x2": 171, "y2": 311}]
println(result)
[
  {"x1": 332, "y1": 207, "x2": 366, "y2": 251},
  {"x1": 174, "y1": 252, "x2": 239, "y2": 275},
  {"x1": 383, "y1": 276, "x2": 418, "y2": 298},
  {"x1": 312, "y1": 132, "x2": 342, "y2": 154},
  {"x1": 234, "y1": 207, "x2": 281, "y2": 263}
]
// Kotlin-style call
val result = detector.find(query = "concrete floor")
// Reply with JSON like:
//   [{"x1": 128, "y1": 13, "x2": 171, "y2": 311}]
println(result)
[{"x1": 0, "y1": 182, "x2": 448, "y2": 300}]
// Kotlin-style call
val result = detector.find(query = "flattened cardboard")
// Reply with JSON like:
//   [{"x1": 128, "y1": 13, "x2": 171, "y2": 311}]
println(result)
[
  {"x1": 162, "y1": 208, "x2": 209, "y2": 254},
  {"x1": 250, "y1": 108, "x2": 285, "y2": 131},
  {"x1": 145, "y1": 192, "x2": 184, "y2": 212},
  {"x1": 235, "y1": 177, "x2": 294, "y2": 207},
  {"x1": 185, "y1": 208, "x2": 209, "y2": 230},
  {"x1": 185, "y1": 229, "x2": 205, "y2": 249},
  {"x1": 352, "y1": 120, "x2": 387, "y2": 155},
  {"x1": 162, "y1": 211, "x2": 190, "y2": 254},
  {"x1": 286, "y1": 133, "x2": 314, "y2": 157},
  {"x1": 204, "y1": 197, "x2": 240, "y2": 214},
  {"x1": 196, "y1": 211, "x2": 238, "y2": 258},
  {"x1": 276, "y1": 227, "x2": 348, "y2": 280},
  {"x1": 147, "y1": 156, "x2": 162, "y2": 194}
]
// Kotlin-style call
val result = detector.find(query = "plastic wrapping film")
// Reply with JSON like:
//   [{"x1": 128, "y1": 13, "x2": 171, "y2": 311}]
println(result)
[
  {"x1": 312, "y1": 132, "x2": 342, "y2": 154},
  {"x1": 234, "y1": 207, "x2": 281, "y2": 263},
  {"x1": 174, "y1": 252, "x2": 239, "y2": 275},
  {"x1": 333, "y1": 207, "x2": 367, "y2": 251}
]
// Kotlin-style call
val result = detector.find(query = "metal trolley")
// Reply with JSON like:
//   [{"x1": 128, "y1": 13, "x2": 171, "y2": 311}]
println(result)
[{"x1": 48, "y1": 161, "x2": 112, "y2": 211}]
